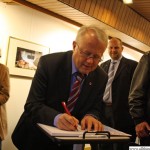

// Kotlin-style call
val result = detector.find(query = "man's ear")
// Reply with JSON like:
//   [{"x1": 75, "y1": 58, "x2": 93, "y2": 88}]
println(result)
[
  {"x1": 72, "y1": 41, "x2": 76, "y2": 50},
  {"x1": 121, "y1": 46, "x2": 124, "y2": 52}
]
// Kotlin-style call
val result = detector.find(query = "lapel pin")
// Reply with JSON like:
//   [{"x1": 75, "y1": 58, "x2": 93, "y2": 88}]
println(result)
[{"x1": 89, "y1": 82, "x2": 92, "y2": 86}]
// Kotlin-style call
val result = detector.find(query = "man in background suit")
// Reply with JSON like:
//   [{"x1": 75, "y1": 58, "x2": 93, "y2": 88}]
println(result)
[
  {"x1": 100, "y1": 37, "x2": 138, "y2": 150},
  {"x1": 12, "y1": 25, "x2": 108, "y2": 150}
]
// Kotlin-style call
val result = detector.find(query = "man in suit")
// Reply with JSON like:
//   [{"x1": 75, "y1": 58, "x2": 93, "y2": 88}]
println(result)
[
  {"x1": 100, "y1": 37, "x2": 138, "y2": 150},
  {"x1": 12, "y1": 25, "x2": 108, "y2": 150}
]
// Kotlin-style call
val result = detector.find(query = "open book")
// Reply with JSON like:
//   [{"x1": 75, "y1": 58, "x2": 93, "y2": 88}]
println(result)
[
  {"x1": 104, "y1": 125, "x2": 131, "y2": 137},
  {"x1": 37, "y1": 123, "x2": 131, "y2": 137}
]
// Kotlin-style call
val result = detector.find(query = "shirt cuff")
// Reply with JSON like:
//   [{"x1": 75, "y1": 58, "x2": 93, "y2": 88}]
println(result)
[{"x1": 53, "y1": 113, "x2": 62, "y2": 127}]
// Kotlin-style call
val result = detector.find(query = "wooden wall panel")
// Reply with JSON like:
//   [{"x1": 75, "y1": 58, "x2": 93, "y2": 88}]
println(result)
[
  {"x1": 101, "y1": 0, "x2": 111, "y2": 23},
  {"x1": 74, "y1": 0, "x2": 81, "y2": 9},
  {"x1": 88, "y1": 0, "x2": 97, "y2": 16},
  {"x1": 104, "y1": 0, "x2": 114, "y2": 25},
  {"x1": 129, "y1": 13, "x2": 138, "y2": 37},
  {"x1": 132, "y1": 15, "x2": 140, "y2": 38},
  {"x1": 84, "y1": 0, "x2": 92, "y2": 14},
  {"x1": 114, "y1": 2, "x2": 124, "y2": 30},
  {"x1": 93, "y1": 0, "x2": 102, "y2": 19},
  {"x1": 109, "y1": 1, "x2": 120, "y2": 28},
  {"x1": 148, "y1": 25, "x2": 150, "y2": 45},
  {"x1": 134, "y1": 17, "x2": 142, "y2": 39},
  {"x1": 69, "y1": 0, "x2": 76, "y2": 7},
  {"x1": 62, "y1": 0, "x2": 70, "y2": 4},
  {"x1": 97, "y1": 0, "x2": 106, "y2": 21},
  {"x1": 145, "y1": 23, "x2": 150, "y2": 45},
  {"x1": 59, "y1": 0, "x2": 150, "y2": 46},
  {"x1": 126, "y1": 9, "x2": 134, "y2": 35},
  {"x1": 121, "y1": 7, "x2": 130, "y2": 33},
  {"x1": 79, "y1": 0, "x2": 86, "y2": 12},
  {"x1": 126, "y1": 10, "x2": 134, "y2": 36},
  {"x1": 137, "y1": 17, "x2": 145, "y2": 41},
  {"x1": 140, "y1": 19, "x2": 146, "y2": 42}
]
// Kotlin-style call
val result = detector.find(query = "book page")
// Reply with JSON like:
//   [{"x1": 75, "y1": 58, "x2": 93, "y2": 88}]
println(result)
[
  {"x1": 104, "y1": 125, "x2": 131, "y2": 136},
  {"x1": 37, "y1": 123, "x2": 131, "y2": 137},
  {"x1": 38, "y1": 123, "x2": 84, "y2": 137}
]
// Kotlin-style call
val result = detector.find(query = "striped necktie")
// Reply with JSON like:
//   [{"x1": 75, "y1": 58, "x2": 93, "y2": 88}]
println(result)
[
  {"x1": 103, "y1": 61, "x2": 116, "y2": 103},
  {"x1": 67, "y1": 72, "x2": 84, "y2": 112}
]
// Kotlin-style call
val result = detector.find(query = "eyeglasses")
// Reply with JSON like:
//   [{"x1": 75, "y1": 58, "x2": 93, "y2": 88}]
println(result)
[{"x1": 76, "y1": 43, "x2": 103, "y2": 62}]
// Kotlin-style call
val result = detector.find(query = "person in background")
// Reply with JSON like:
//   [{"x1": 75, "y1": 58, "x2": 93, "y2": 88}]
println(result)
[
  {"x1": 129, "y1": 51, "x2": 150, "y2": 146},
  {"x1": 11, "y1": 25, "x2": 108, "y2": 150},
  {"x1": 100, "y1": 37, "x2": 138, "y2": 150},
  {"x1": 0, "y1": 53, "x2": 10, "y2": 150}
]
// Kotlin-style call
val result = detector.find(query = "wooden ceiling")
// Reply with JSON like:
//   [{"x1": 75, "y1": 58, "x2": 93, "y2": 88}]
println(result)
[
  {"x1": 128, "y1": 0, "x2": 150, "y2": 22},
  {"x1": 4, "y1": 0, "x2": 150, "y2": 52}
]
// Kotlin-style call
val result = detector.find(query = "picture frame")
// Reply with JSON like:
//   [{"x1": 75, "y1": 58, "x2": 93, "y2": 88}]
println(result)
[{"x1": 6, "y1": 36, "x2": 50, "y2": 78}]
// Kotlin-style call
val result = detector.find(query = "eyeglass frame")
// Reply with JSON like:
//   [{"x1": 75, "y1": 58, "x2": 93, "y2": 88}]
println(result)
[{"x1": 76, "y1": 42, "x2": 103, "y2": 62}]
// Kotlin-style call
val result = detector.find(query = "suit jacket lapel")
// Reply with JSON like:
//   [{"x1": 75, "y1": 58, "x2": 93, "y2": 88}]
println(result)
[
  {"x1": 102, "y1": 60, "x2": 111, "y2": 73},
  {"x1": 57, "y1": 53, "x2": 72, "y2": 102},
  {"x1": 114, "y1": 57, "x2": 126, "y2": 81},
  {"x1": 101, "y1": 58, "x2": 127, "y2": 81}
]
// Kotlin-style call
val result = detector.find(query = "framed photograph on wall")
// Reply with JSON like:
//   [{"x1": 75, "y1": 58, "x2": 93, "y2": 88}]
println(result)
[{"x1": 6, "y1": 36, "x2": 50, "y2": 78}]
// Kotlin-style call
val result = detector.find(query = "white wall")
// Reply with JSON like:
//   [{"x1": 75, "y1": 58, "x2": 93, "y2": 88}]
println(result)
[
  {"x1": 0, "y1": 2, "x2": 78, "y2": 150},
  {"x1": 0, "y1": 2, "x2": 143, "y2": 150}
]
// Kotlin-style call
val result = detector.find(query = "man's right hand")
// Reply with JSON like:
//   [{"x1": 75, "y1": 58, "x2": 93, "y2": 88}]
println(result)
[{"x1": 56, "y1": 113, "x2": 79, "y2": 131}]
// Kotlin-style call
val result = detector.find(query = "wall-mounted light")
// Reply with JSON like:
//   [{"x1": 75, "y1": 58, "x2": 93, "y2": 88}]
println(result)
[{"x1": 123, "y1": 0, "x2": 133, "y2": 4}]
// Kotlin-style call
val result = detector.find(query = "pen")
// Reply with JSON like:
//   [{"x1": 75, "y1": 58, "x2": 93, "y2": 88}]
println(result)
[
  {"x1": 61, "y1": 101, "x2": 71, "y2": 116},
  {"x1": 61, "y1": 101, "x2": 81, "y2": 131}
]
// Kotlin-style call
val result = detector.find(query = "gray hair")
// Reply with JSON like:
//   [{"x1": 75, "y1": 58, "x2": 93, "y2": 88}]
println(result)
[{"x1": 75, "y1": 25, "x2": 108, "y2": 47}]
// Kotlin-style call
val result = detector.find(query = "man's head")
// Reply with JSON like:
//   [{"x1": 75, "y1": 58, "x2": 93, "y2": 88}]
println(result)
[
  {"x1": 108, "y1": 37, "x2": 123, "y2": 60},
  {"x1": 72, "y1": 25, "x2": 108, "y2": 75}
]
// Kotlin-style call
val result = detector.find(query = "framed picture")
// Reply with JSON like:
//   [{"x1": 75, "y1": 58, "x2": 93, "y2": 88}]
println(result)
[{"x1": 6, "y1": 36, "x2": 50, "y2": 78}]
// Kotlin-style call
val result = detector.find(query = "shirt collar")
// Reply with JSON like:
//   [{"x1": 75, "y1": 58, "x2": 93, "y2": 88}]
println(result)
[
  {"x1": 111, "y1": 55, "x2": 122, "y2": 63},
  {"x1": 72, "y1": 57, "x2": 77, "y2": 75}
]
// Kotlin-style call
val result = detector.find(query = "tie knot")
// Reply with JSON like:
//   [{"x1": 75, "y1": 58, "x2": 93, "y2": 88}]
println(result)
[
  {"x1": 111, "y1": 61, "x2": 117, "y2": 65},
  {"x1": 76, "y1": 72, "x2": 84, "y2": 82}
]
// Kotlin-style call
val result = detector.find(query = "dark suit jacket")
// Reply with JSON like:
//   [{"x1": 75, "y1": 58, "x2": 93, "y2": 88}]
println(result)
[
  {"x1": 100, "y1": 57, "x2": 137, "y2": 131},
  {"x1": 12, "y1": 51, "x2": 107, "y2": 150}
]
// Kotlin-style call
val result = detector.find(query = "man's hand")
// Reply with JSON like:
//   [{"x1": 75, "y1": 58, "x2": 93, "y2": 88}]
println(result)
[
  {"x1": 136, "y1": 121, "x2": 150, "y2": 138},
  {"x1": 56, "y1": 113, "x2": 79, "y2": 131},
  {"x1": 81, "y1": 115, "x2": 103, "y2": 131}
]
